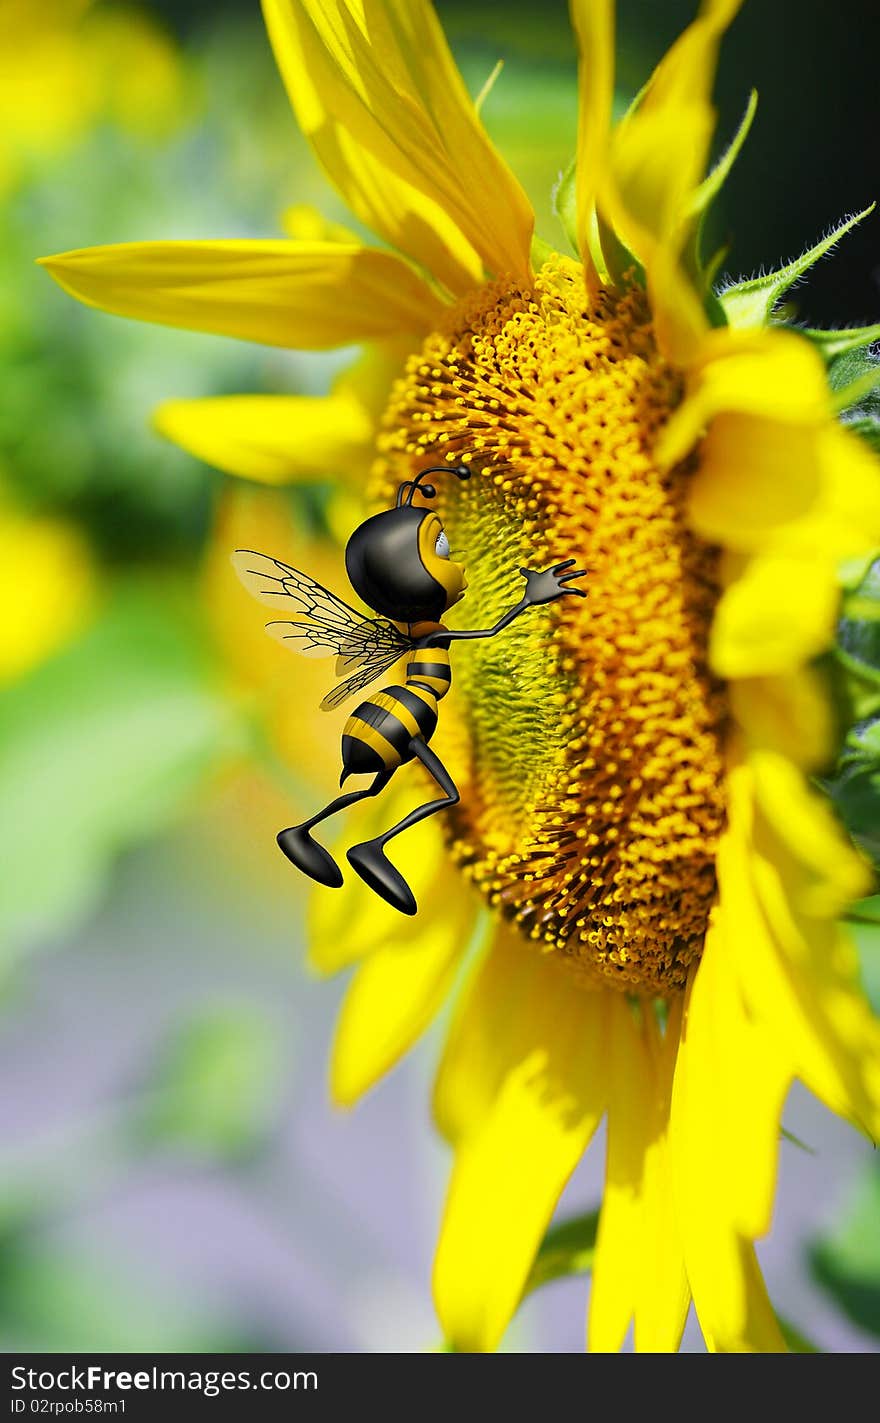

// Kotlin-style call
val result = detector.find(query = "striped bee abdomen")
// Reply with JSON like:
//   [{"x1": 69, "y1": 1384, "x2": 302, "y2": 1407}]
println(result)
[
  {"x1": 405, "y1": 645, "x2": 451, "y2": 699},
  {"x1": 341, "y1": 684, "x2": 439, "y2": 775}
]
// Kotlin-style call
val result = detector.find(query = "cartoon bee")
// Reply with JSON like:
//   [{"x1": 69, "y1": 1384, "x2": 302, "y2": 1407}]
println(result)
[{"x1": 232, "y1": 463, "x2": 587, "y2": 915}]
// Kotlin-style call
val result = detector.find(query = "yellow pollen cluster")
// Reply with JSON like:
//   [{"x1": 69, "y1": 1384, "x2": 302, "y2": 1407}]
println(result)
[{"x1": 376, "y1": 257, "x2": 728, "y2": 995}]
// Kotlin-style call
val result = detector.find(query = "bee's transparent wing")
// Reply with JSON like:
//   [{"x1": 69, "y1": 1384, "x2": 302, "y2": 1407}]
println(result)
[
  {"x1": 232, "y1": 549, "x2": 410, "y2": 707},
  {"x1": 319, "y1": 646, "x2": 413, "y2": 711}
]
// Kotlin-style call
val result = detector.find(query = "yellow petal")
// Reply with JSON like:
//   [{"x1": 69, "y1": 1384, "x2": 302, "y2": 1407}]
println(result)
[
  {"x1": 633, "y1": 998, "x2": 690, "y2": 1353},
  {"x1": 154, "y1": 390, "x2": 374, "y2": 485},
  {"x1": 264, "y1": 0, "x2": 483, "y2": 296},
  {"x1": 604, "y1": 0, "x2": 742, "y2": 258},
  {"x1": 264, "y1": 0, "x2": 533, "y2": 281},
  {"x1": 330, "y1": 877, "x2": 477, "y2": 1106},
  {"x1": 433, "y1": 928, "x2": 607, "y2": 1351},
  {"x1": 727, "y1": 755, "x2": 880, "y2": 1138},
  {"x1": 432, "y1": 919, "x2": 553, "y2": 1143},
  {"x1": 593, "y1": 1, "x2": 744, "y2": 366},
  {"x1": 39, "y1": 239, "x2": 444, "y2": 348},
  {"x1": 688, "y1": 416, "x2": 824, "y2": 553},
  {"x1": 659, "y1": 328, "x2": 829, "y2": 469},
  {"x1": 588, "y1": 995, "x2": 689, "y2": 1354},
  {"x1": 589, "y1": 995, "x2": 650, "y2": 1352},
  {"x1": 748, "y1": 749, "x2": 870, "y2": 917},
  {"x1": 710, "y1": 551, "x2": 839, "y2": 679},
  {"x1": 676, "y1": 337, "x2": 880, "y2": 559},
  {"x1": 569, "y1": 0, "x2": 614, "y2": 287},
  {"x1": 670, "y1": 929, "x2": 788, "y2": 1351},
  {"x1": 729, "y1": 667, "x2": 834, "y2": 771}
]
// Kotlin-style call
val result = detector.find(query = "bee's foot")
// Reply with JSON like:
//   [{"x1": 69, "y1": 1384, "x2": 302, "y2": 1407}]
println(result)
[
  {"x1": 346, "y1": 839, "x2": 417, "y2": 916},
  {"x1": 277, "y1": 826, "x2": 343, "y2": 888}
]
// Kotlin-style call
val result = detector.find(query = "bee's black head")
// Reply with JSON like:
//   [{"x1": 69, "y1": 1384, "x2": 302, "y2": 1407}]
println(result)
[{"x1": 345, "y1": 464, "x2": 470, "y2": 623}]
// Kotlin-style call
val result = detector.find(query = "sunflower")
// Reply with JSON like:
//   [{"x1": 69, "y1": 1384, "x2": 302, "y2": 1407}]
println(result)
[{"x1": 40, "y1": 0, "x2": 880, "y2": 1353}]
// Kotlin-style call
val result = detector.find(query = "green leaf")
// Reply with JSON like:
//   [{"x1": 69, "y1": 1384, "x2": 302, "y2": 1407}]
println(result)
[
  {"x1": 826, "y1": 345, "x2": 880, "y2": 456},
  {"x1": 718, "y1": 207, "x2": 875, "y2": 329},
  {"x1": 0, "y1": 584, "x2": 241, "y2": 962},
  {"x1": 135, "y1": 1004, "x2": 283, "y2": 1160},
  {"x1": 827, "y1": 555, "x2": 880, "y2": 722},
  {"x1": 802, "y1": 322, "x2": 880, "y2": 363},
  {"x1": 522, "y1": 1209, "x2": 599, "y2": 1298},
  {"x1": 811, "y1": 1160, "x2": 880, "y2": 1339},
  {"x1": 688, "y1": 90, "x2": 757, "y2": 309}
]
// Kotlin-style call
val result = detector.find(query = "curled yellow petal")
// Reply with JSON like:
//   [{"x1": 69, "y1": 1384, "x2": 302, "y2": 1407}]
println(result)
[
  {"x1": 264, "y1": 0, "x2": 533, "y2": 281},
  {"x1": 39, "y1": 239, "x2": 444, "y2": 348},
  {"x1": 569, "y1": 0, "x2": 614, "y2": 287},
  {"x1": 604, "y1": 0, "x2": 743, "y2": 260},
  {"x1": 264, "y1": 0, "x2": 484, "y2": 296}
]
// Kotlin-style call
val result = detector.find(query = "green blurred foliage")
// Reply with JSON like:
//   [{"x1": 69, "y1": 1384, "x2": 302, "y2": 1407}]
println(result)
[
  {"x1": 136, "y1": 1002, "x2": 284, "y2": 1160},
  {"x1": 0, "y1": 584, "x2": 242, "y2": 961},
  {"x1": 812, "y1": 1160, "x2": 880, "y2": 1341},
  {"x1": 826, "y1": 554, "x2": 880, "y2": 869}
]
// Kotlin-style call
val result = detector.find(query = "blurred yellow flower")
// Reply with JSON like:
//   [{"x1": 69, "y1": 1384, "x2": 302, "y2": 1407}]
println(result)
[
  {"x1": 41, "y1": 0, "x2": 880, "y2": 1354},
  {"x1": 0, "y1": 0, "x2": 185, "y2": 192},
  {"x1": 0, "y1": 505, "x2": 96, "y2": 683}
]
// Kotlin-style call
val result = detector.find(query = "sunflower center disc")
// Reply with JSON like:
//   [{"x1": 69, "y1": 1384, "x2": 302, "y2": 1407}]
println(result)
[{"x1": 376, "y1": 256, "x2": 728, "y2": 994}]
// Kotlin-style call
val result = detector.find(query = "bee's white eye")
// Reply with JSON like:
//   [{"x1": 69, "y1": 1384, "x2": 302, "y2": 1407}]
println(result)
[{"x1": 435, "y1": 529, "x2": 450, "y2": 559}]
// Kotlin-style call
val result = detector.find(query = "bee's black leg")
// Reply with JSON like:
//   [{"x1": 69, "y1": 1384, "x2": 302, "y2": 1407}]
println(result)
[
  {"x1": 277, "y1": 769, "x2": 393, "y2": 888},
  {"x1": 346, "y1": 740, "x2": 459, "y2": 915}
]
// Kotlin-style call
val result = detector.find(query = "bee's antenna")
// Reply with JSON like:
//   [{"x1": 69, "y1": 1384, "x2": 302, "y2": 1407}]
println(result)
[{"x1": 396, "y1": 463, "x2": 471, "y2": 507}]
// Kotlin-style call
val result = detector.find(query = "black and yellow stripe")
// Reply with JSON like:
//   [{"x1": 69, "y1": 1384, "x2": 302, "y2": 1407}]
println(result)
[
  {"x1": 342, "y1": 683, "x2": 439, "y2": 774},
  {"x1": 405, "y1": 646, "x2": 452, "y2": 699}
]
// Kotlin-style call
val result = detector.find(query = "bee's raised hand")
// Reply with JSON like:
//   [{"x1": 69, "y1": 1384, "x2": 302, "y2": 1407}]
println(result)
[{"x1": 518, "y1": 560, "x2": 588, "y2": 607}]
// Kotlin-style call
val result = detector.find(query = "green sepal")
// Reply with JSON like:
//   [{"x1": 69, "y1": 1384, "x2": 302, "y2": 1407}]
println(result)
[
  {"x1": 521, "y1": 1209, "x2": 599, "y2": 1299},
  {"x1": 802, "y1": 322, "x2": 880, "y2": 362},
  {"x1": 551, "y1": 157, "x2": 643, "y2": 288},
  {"x1": 718, "y1": 206, "x2": 876, "y2": 329},
  {"x1": 686, "y1": 90, "x2": 757, "y2": 305},
  {"x1": 689, "y1": 90, "x2": 759, "y2": 225},
  {"x1": 552, "y1": 157, "x2": 579, "y2": 258},
  {"x1": 598, "y1": 211, "x2": 644, "y2": 290}
]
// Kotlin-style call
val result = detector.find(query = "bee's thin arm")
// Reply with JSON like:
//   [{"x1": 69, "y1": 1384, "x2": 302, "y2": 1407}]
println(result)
[{"x1": 421, "y1": 599, "x2": 528, "y2": 645}]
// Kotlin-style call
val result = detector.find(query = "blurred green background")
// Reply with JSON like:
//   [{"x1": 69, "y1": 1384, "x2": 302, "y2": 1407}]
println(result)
[{"x1": 1, "y1": 0, "x2": 879, "y2": 1352}]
